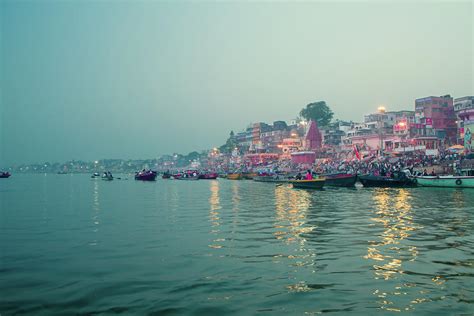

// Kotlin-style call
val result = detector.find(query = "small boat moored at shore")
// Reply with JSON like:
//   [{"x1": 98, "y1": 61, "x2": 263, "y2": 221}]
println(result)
[
  {"x1": 253, "y1": 174, "x2": 290, "y2": 183},
  {"x1": 198, "y1": 172, "x2": 218, "y2": 180},
  {"x1": 358, "y1": 172, "x2": 415, "y2": 188},
  {"x1": 414, "y1": 175, "x2": 474, "y2": 188},
  {"x1": 0, "y1": 171, "x2": 11, "y2": 178},
  {"x1": 289, "y1": 178, "x2": 326, "y2": 189},
  {"x1": 324, "y1": 173, "x2": 357, "y2": 187},
  {"x1": 227, "y1": 173, "x2": 242, "y2": 180},
  {"x1": 242, "y1": 172, "x2": 258, "y2": 180}
]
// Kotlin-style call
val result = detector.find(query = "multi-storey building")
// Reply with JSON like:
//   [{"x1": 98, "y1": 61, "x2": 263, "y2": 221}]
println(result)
[
  {"x1": 454, "y1": 96, "x2": 474, "y2": 150},
  {"x1": 414, "y1": 95, "x2": 457, "y2": 143}
]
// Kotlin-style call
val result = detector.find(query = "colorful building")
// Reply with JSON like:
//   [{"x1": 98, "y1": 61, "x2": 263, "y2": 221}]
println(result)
[
  {"x1": 414, "y1": 95, "x2": 457, "y2": 143},
  {"x1": 454, "y1": 96, "x2": 474, "y2": 152}
]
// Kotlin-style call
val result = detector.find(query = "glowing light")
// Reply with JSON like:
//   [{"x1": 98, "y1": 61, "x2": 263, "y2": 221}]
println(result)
[{"x1": 378, "y1": 106, "x2": 386, "y2": 113}]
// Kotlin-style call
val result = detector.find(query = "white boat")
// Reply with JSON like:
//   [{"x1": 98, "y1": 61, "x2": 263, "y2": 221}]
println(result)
[{"x1": 414, "y1": 175, "x2": 474, "y2": 188}]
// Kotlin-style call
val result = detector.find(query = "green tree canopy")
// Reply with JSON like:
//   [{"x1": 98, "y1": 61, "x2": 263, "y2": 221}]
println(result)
[{"x1": 299, "y1": 101, "x2": 334, "y2": 126}]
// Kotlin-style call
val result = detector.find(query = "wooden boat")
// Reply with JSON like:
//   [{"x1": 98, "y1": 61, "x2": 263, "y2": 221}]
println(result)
[
  {"x1": 101, "y1": 172, "x2": 114, "y2": 181},
  {"x1": 135, "y1": 170, "x2": 158, "y2": 181},
  {"x1": 414, "y1": 175, "x2": 474, "y2": 188},
  {"x1": 324, "y1": 173, "x2": 357, "y2": 187},
  {"x1": 242, "y1": 172, "x2": 258, "y2": 180},
  {"x1": 358, "y1": 172, "x2": 415, "y2": 187},
  {"x1": 289, "y1": 178, "x2": 325, "y2": 189},
  {"x1": 0, "y1": 171, "x2": 11, "y2": 178},
  {"x1": 253, "y1": 175, "x2": 289, "y2": 183},
  {"x1": 227, "y1": 173, "x2": 242, "y2": 180},
  {"x1": 162, "y1": 171, "x2": 171, "y2": 179},
  {"x1": 198, "y1": 172, "x2": 218, "y2": 180}
]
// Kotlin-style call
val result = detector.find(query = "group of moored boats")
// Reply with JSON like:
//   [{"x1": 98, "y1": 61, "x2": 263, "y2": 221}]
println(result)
[
  {"x1": 162, "y1": 170, "x2": 218, "y2": 180},
  {"x1": 2, "y1": 168, "x2": 473, "y2": 188},
  {"x1": 90, "y1": 170, "x2": 158, "y2": 181},
  {"x1": 223, "y1": 170, "x2": 474, "y2": 189}
]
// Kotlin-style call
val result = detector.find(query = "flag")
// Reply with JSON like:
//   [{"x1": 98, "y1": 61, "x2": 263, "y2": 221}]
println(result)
[{"x1": 353, "y1": 144, "x2": 361, "y2": 160}]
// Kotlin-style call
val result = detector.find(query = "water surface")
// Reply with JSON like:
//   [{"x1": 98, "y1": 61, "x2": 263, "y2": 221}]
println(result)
[{"x1": 1, "y1": 174, "x2": 473, "y2": 315}]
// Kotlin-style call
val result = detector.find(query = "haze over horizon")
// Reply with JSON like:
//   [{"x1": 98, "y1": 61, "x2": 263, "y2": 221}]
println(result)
[{"x1": 1, "y1": 1, "x2": 472, "y2": 165}]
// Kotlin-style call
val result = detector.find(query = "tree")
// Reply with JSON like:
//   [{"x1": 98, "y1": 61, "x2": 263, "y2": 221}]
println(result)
[{"x1": 299, "y1": 101, "x2": 334, "y2": 127}]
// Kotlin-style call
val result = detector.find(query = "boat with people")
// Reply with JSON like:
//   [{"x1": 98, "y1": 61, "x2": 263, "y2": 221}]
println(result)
[
  {"x1": 0, "y1": 171, "x2": 11, "y2": 178},
  {"x1": 253, "y1": 174, "x2": 290, "y2": 183},
  {"x1": 289, "y1": 178, "x2": 326, "y2": 189},
  {"x1": 414, "y1": 175, "x2": 474, "y2": 188},
  {"x1": 323, "y1": 173, "x2": 358, "y2": 187},
  {"x1": 162, "y1": 171, "x2": 172, "y2": 179},
  {"x1": 135, "y1": 170, "x2": 157, "y2": 181},
  {"x1": 172, "y1": 170, "x2": 199, "y2": 180},
  {"x1": 101, "y1": 171, "x2": 114, "y2": 181},
  {"x1": 358, "y1": 171, "x2": 415, "y2": 187}
]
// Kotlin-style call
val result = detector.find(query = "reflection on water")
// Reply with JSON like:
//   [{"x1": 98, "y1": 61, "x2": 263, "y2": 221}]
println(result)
[
  {"x1": 366, "y1": 188, "x2": 422, "y2": 312},
  {"x1": 274, "y1": 186, "x2": 318, "y2": 292},
  {"x1": 208, "y1": 180, "x2": 223, "y2": 249},
  {"x1": 2, "y1": 175, "x2": 473, "y2": 315},
  {"x1": 274, "y1": 186, "x2": 312, "y2": 245},
  {"x1": 90, "y1": 180, "x2": 100, "y2": 246}
]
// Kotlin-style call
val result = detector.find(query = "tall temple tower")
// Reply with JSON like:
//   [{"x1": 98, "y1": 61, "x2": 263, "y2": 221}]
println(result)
[{"x1": 305, "y1": 120, "x2": 322, "y2": 150}]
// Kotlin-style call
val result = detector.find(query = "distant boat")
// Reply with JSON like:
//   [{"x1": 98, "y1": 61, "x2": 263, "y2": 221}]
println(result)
[
  {"x1": 162, "y1": 171, "x2": 172, "y2": 179},
  {"x1": 414, "y1": 175, "x2": 474, "y2": 188},
  {"x1": 135, "y1": 170, "x2": 157, "y2": 181},
  {"x1": 91, "y1": 172, "x2": 100, "y2": 178},
  {"x1": 101, "y1": 172, "x2": 114, "y2": 181},
  {"x1": 0, "y1": 171, "x2": 11, "y2": 178},
  {"x1": 57, "y1": 171, "x2": 68, "y2": 174},
  {"x1": 289, "y1": 178, "x2": 325, "y2": 189}
]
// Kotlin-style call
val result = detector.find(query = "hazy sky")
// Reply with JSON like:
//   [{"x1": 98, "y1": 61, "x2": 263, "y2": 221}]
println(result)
[{"x1": 1, "y1": 1, "x2": 472, "y2": 165}]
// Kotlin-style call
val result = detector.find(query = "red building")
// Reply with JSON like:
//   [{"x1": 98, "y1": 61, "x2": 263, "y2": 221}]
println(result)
[{"x1": 414, "y1": 95, "x2": 457, "y2": 143}]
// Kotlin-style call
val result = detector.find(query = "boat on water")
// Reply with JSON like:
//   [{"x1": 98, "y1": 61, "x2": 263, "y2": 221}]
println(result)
[
  {"x1": 242, "y1": 172, "x2": 258, "y2": 180},
  {"x1": 324, "y1": 173, "x2": 358, "y2": 187},
  {"x1": 162, "y1": 171, "x2": 172, "y2": 179},
  {"x1": 91, "y1": 172, "x2": 100, "y2": 178},
  {"x1": 101, "y1": 172, "x2": 114, "y2": 181},
  {"x1": 0, "y1": 171, "x2": 11, "y2": 178},
  {"x1": 358, "y1": 172, "x2": 415, "y2": 187},
  {"x1": 198, "y1": 172, "x2": 218, "y2": 180},
  {"x1": 227, "y1": 173, "x2": 242, "y2": 180},
  {"x1": 289, "y1": 178, "x2": 326, "y2": 189},
  {"x1": 414, "y1": 175, "x2": 474, "y2": 188},
  {"x1": 172, "y1": 170, "x2": 199, "y2": 180},
  {"x1": 135, "y1": 170, "x2": 157, "y2": 181},
  {"x1": 253, "y1": 174, "x2": 290, "y2": 183}
]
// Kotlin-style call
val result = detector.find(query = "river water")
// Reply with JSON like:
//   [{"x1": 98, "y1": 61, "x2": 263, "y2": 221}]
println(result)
[{"x1": 1, "y1": 174, "x2": 473, "y2": 315}]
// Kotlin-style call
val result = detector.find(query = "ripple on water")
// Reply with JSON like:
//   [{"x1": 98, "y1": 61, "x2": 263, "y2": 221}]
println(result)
[{"x1": 1, "y1": 175, "x2": 473, "y2": 315}]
